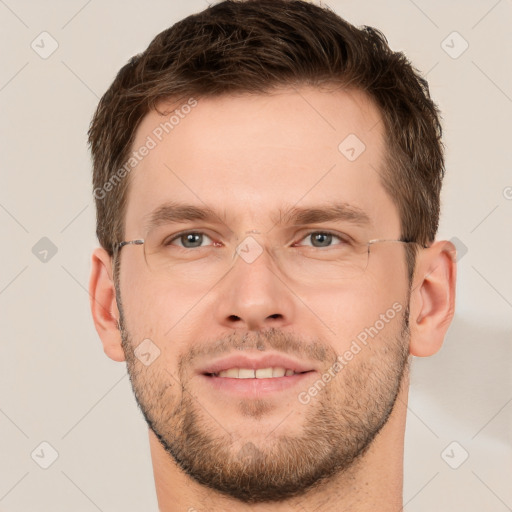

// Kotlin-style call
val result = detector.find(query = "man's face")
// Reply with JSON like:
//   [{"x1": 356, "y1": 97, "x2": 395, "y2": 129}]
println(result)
[{"x1": 116, "y1": 87, "x2": 411, "y2": 502}]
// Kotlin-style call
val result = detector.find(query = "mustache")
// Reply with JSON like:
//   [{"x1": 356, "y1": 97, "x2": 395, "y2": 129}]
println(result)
[{"x1": 181, "y1": 327, "x2": 333, "y2": 369}]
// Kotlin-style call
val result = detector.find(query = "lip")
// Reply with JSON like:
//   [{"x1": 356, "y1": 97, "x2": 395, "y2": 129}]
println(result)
[
  {"x1": 197, "y1": 352, "x2": 318, "y2": 376},
  {"x1": 200, "y1": 371, "x2": 317, "y2": 396}
]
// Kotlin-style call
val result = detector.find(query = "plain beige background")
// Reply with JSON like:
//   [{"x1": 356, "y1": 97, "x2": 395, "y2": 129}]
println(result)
[{"x1": 1, "y1": 0, "x2": 511, "y2": 510}]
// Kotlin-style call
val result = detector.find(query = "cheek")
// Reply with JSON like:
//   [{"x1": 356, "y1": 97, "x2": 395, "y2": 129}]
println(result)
[
  {"x1": 118, "y1": 259, "x2": 170, "y2": 345},
  {"x1": 119, "y1": 269, "x2": 209, "y2": 369},
  {"x1": 307, "y1": 268, "x2": 407, "y2": 353},
  {"x1": 120, "y1": 254, "x2": 183, "y2": 322}
]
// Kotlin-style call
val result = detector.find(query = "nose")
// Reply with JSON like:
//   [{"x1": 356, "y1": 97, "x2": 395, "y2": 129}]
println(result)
[{"x1": 213, "y1": 239, "x2": 296, "y2": 332}]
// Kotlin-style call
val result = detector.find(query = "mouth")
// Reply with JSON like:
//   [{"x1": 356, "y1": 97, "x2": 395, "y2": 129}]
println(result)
[
  {"x1": 198, "y1": 352, "x2": 317, "y2": 376},
  {"x1": 203, "y1": 367, "x2": 314, "y2": 379},
  {"x1": 200, "y1": 368, "x2": 317, "y2": 397},
  {"x1": 197, "y1": 353, "x2": 318, "y2": 396}
]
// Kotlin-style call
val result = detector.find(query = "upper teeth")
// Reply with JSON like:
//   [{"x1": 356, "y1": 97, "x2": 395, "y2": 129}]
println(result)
[{"x1": 214, "y1": 367, "x2": 299, "y2": 378}]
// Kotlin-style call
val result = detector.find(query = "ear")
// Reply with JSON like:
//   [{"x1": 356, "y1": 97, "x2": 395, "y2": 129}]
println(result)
[
  {"x1": 408, "y1": 240, "x2": 457, "y2": 357},
  {"x1": 89, "y1": 247, "x2": 125, "y2": 362}
]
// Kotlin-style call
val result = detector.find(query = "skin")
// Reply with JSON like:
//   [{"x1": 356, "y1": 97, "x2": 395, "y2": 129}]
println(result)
[{"x1": 90, "y1": 86, "x2": 456, "y2": 511}]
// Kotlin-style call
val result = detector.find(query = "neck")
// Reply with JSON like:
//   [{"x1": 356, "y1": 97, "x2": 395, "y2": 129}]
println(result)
[{"x1": 150, "y1": 368, "x2": 409, "y2": 512}]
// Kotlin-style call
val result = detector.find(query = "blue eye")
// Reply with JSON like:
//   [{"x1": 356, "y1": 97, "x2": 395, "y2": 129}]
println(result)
[
  {"x1": 168, "y1": 232, "x2": 214, "y2": 248},
  {"x1": 298, "y1": 231, "x2": 346, "y2": 248}
]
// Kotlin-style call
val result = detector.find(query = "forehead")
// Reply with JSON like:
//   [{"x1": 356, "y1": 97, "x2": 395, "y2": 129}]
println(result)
[{"x1": 124, "y1": 86, "x2": 399, "y2": 237}]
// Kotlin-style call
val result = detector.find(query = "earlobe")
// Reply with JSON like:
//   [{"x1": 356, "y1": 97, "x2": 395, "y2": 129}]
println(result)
[
  {"x1": 89, "y1": 247, "x2": 126, "y2": 362},
  {"x1": 409, "y1": 240, "x2": 457, "y2": 357}
]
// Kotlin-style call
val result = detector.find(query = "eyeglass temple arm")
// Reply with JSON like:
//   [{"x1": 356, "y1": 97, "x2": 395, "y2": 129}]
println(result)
[
  {"x1": 368, "y1": 239, "x2": 429, "y2": 249},
  {"x1": 118, "y1": 239, "x2": 144, "y2": 250}
]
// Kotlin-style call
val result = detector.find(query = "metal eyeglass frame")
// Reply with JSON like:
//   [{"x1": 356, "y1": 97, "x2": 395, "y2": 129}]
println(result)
[{"x1": 115, "y1": 238, "x2": 428, "y2": 258}]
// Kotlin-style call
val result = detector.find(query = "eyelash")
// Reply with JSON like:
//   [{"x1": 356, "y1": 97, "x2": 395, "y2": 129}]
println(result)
[{"x1": 165, "y1": 230, "x2": 350, "y2": 249}]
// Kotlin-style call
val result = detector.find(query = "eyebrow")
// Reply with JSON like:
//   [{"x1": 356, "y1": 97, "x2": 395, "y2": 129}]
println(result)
[
  {"x1": 143, "y1": 202, "x2": 227, "y2": 234},
  {"x1": 275, "y1": 203, "x2": 371, "y2": 227},
  {"x1": 143, "y1": 200, "x2": 372, "y2": 233}
]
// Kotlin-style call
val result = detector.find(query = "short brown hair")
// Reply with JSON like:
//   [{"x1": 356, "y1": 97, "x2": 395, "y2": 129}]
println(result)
[{"x1": 88, "y1": 0, "x2": 444, "y2": 281}]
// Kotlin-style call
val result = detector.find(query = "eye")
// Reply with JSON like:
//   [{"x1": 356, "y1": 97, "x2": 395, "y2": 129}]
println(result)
[
  {"x1": 295, "y1": 231, "x2": 348, "y2": 248},
  {"x1": 166, "y1": 231, "x2": 214, "y2": 249}
]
